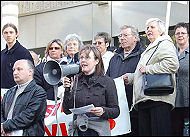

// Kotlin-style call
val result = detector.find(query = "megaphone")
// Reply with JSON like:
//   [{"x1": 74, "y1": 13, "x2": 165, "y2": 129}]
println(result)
[{"x1": 43, "y1": 60, "x2": 81, "y2": 85}]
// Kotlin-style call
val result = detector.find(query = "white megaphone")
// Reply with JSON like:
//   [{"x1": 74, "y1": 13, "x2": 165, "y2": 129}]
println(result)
[{"x1": 43, "y1": 60, "x2": 81, "y2": 85}]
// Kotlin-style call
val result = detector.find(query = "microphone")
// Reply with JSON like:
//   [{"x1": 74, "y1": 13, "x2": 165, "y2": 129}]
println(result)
[{"x1": 65, "y1": 67, "x2": 81, "y2": 92}]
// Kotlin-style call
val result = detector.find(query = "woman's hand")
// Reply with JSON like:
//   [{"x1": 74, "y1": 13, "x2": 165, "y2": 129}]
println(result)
[
  {"x1": 139, "y1": 66, "x2": 146, "y2": 74},
  {"x1": 63, "y1": 77, "x2": 73, "y2": 89},
  {"x1": 89, "y1": 107, "x2": 104, "y2": 116}
]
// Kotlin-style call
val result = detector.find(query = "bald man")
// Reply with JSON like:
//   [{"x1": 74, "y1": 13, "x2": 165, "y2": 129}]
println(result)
[{"x1": 1, "y1": 59, "x2": 47, "y2": 136}]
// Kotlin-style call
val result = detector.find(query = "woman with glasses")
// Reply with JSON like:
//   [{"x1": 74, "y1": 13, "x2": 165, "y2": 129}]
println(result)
[
  {"x1": 62, "y1": 45, "x2": 120, "y2": 136},
  {"x1": 63, "y1": 33, "x2": 84, "y2": 65},
  {"x1": 34, "y1": 39, "x2": 66, "y2": 100},
  {"x1": 93, "y1": 32, "x2": 114, "y2": 73},
  {"x1": 62, "y1": 34, "x2": 84, "y2": 92},
  {"x1": 172, "y1": 22, "x2": 189, "y2": 136}
]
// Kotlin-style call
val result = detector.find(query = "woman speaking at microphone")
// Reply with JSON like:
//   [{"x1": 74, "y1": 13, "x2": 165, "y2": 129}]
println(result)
[{"x1": 62, "y1": 45, "x2": 120, "y2": 136}]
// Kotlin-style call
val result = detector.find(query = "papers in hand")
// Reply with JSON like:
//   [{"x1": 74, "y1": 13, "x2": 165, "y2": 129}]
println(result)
[
  {"x1": 69, "y1": 104, "x2": 95, "y2": 115},
  {"x1": 11, "y1": 130, "x2": 23, "y2": 136}
]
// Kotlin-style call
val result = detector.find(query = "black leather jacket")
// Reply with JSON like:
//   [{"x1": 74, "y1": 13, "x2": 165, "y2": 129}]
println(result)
[{"x1": 1, "y1": 79, "x2": 47, "y2": 136}]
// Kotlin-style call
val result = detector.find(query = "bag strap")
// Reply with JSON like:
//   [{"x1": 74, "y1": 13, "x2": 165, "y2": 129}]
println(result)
[{"x1": 146, "y1": 40, "x2": 164, "y2": 65}]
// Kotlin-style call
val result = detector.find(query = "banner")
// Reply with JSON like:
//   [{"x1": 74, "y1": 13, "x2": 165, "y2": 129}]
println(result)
[
  {"x1": 1, "y1": 77, "x2": 131, "y2": 136},
  {"x1": 112, "y1": 77, "x2": 131, "y2": 135},
  {"x1": 44, "y1": 99, "x2": 72, "y2": 136}
]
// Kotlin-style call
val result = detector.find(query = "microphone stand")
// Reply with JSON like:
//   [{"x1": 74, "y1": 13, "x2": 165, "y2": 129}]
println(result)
[
  {"x1": 53, "y1": 84, "x2": 60, "y2": 136},
  {"x1": 72, "y1": 74, "x2": 79, "y2": 136}
]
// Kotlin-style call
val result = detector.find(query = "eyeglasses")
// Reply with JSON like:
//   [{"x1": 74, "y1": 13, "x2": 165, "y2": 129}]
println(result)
[
  {"x1": 49, "y1": 47, "x2": 61, "y2": 50},
  {"x1": 93, "y1": 41, "x2": 103, "y2": 45},
  {"x1": 67, "y1": 43, "x2": 78, "y2": 47},
  {"x1": 79, "y1": 56, "x2": 91, "y2": 61},
  {"x1": 118, "y1": 34, "x2": 132, "y2": 38},
  {"x1": 175, "y1": 32, "x2": 188, "y2": 36}
]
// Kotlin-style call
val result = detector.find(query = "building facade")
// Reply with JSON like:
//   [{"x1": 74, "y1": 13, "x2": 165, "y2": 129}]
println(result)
[{"x1": 1, "y1": 1, "x2": 189, "y2": 62}]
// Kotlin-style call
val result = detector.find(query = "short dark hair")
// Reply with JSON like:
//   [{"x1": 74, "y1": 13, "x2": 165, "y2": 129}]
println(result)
[
  {"x1": 94, "y1": 32, "x2": 112, "y2": 46},
  {"x1": 174, "y1": 22, "x2": 189, "y2": 34}
]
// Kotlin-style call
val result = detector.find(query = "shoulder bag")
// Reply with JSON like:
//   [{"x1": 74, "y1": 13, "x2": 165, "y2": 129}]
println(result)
[{"x1": 143, "y1": 41, "x2": 174, "y2": 96}]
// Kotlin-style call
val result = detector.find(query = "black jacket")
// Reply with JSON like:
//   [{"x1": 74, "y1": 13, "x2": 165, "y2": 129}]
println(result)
[
  {"x1": 1, "y1": 40, "x2": 34, "y2": 89},
  {"x1": 106, "y1": 41, "x2": 146, "y2": 108},
  {"x1": 1, "y1": 80, "x2": 47, "y2": 136},
  {"x1": 62, "y1": 73, "x2": 120, "y2": 120}
]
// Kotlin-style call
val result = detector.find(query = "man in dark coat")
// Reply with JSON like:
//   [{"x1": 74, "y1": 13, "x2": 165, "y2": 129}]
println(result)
[
  {"x1": 1, "y1": 59, "x2": 47, "y2": 136},
  {"x1": 106, "y1": 25, "x2": 146, "y2": 136},
  {"x1": 1, "y1": 23, "x2": 34, "y2": 89}
]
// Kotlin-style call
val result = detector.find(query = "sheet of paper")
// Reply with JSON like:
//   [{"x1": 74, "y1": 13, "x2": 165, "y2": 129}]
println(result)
[
  {"x1": 11, "y1": 130, "x2": 23, "y2": 136},
  {"x1": 69, "y1": 104, "x2": 95, "y2": 114}
]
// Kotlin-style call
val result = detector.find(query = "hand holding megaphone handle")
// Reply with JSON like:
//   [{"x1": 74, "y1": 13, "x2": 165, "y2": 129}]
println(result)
[
  {"x1": 65, "y1": 75, "x2": 73, "y2": 92},
  {"x1": 65, "y1": 87, "x2": 71, "y2": 92}
]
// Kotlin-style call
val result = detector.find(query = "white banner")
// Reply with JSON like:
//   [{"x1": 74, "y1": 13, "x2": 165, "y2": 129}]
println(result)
[
  {"x1": 44, "y1": 99, "x2": 72, "y2": 136},
  {"x1": 112, "y1": 77, "x2": 131, "y2": 135}
]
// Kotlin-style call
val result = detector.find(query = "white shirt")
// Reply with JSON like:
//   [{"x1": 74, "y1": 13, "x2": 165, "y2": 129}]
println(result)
[{"x1": 102, "y1": 51, "x2": 114, "y2": 73}]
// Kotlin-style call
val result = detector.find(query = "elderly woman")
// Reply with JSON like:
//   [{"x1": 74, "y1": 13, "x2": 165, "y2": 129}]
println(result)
[
  {"x1": 63, "y1": 33, "x2": 84, "y2": 64},
  {"x1": 34, "y1": 39, "x2": 66, "y2": 100},
  {"x1": 123, "y1": 18, "x2": 179, "y2": 136}
]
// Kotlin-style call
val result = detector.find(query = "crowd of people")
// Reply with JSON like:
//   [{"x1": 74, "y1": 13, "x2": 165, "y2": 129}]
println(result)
[{"x1": 1, "y1": 18, "x2": 189, "y2": 136}]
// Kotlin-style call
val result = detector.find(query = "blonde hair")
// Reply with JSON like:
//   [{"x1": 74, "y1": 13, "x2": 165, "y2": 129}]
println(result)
[{"x1": 44, "y1": 39, "x2": 64, "y2": 58}]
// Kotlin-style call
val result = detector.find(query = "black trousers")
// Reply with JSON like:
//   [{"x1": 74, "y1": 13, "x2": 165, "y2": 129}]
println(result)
[
  {"x1": 171, "y1": 107, "x2": 189, "y2": 136},
  {"x1": 138, "y1": 100, "x2": 172, "y2": 136},
  {"x1": 119, "y1": 109, "x2": 139, "y2": 136}
]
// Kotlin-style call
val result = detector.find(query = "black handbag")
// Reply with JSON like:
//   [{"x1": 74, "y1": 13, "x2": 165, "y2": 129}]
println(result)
[
  {"x1": 143, "y1": 73, "x2": 174, "y2": 96},
  {"x1": 143, "y1": 41, "x2": 174, "y2": 96}
]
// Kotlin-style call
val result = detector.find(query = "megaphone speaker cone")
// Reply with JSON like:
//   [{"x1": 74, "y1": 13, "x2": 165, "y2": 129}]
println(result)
[{"x1": 43, "y1": 60, "x2": 62, "y2": 85}]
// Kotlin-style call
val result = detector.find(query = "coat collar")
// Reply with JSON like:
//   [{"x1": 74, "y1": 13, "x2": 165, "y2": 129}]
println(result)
[
  {"x1": 3, "y1": 40, "x2": 20, "y2": 54},
  {"x1": 16, "y1": 79, "x2": 36, "y2": 93},
  {"x1": 77, "y1": 73, "x2": 106, "y2": 88},
  {"x1": 116, "y1": 41, "x2": 145, "y2": 59},
  {"x1": 146, "y1": 35, "x2": 173, "y2": 51},
  {"x1": 178, "y1": 46, "x2": 189, "y2": 60}
]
